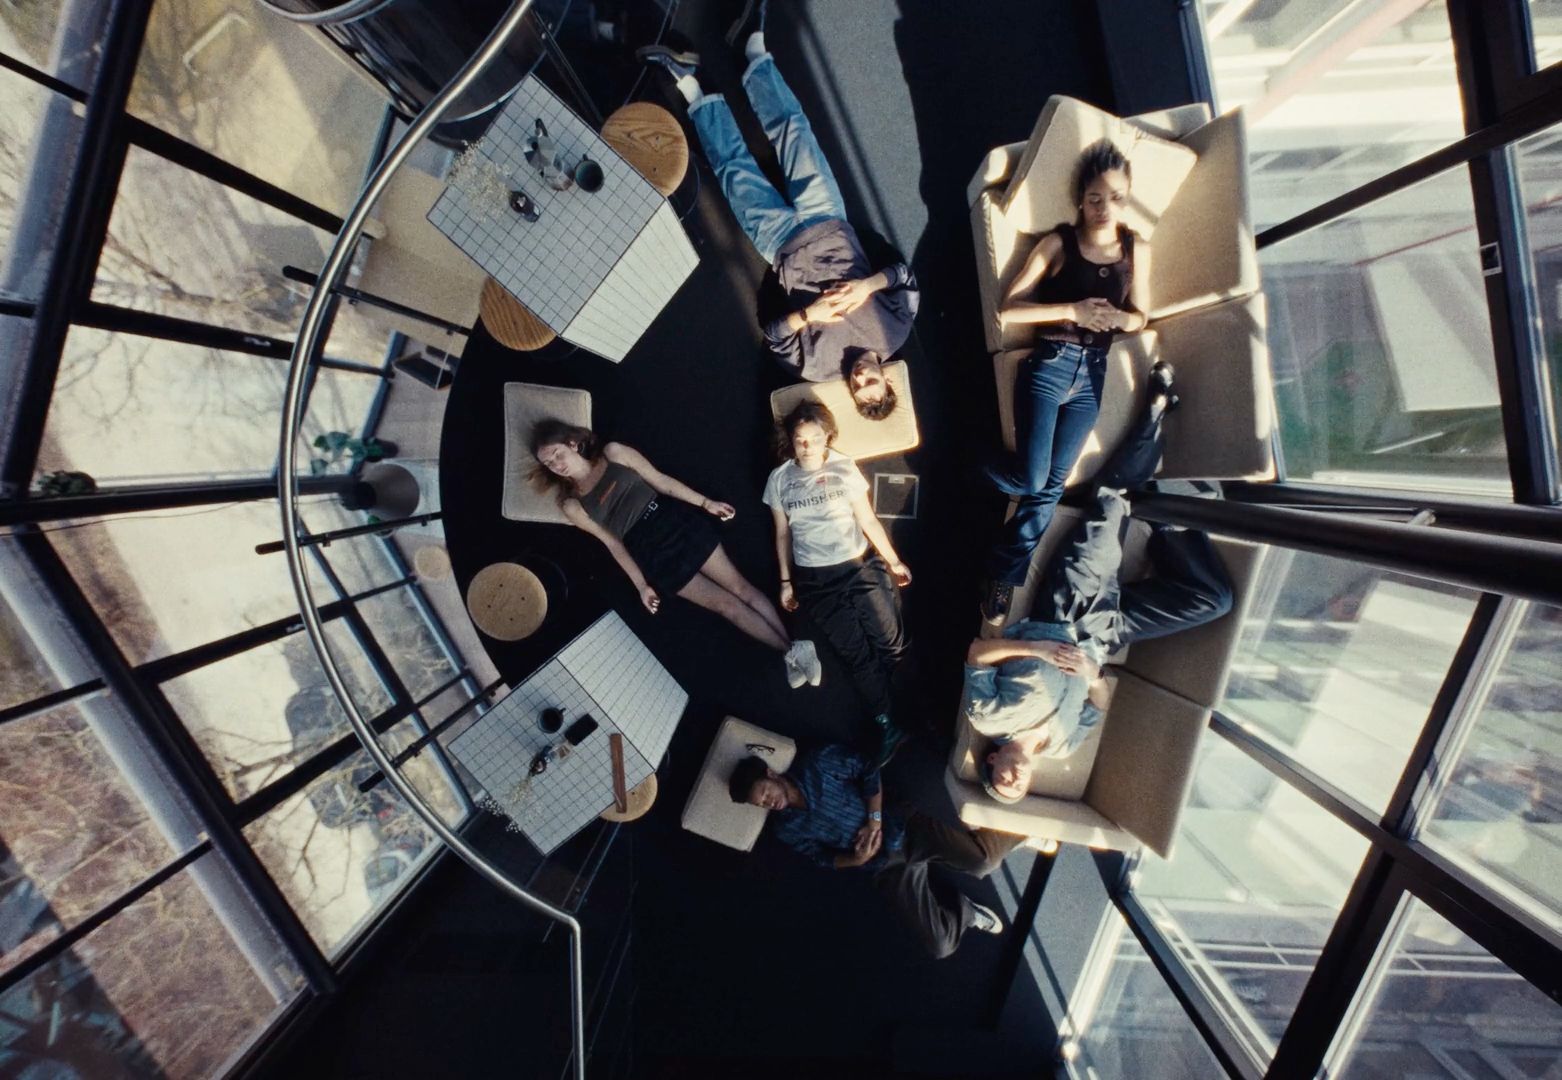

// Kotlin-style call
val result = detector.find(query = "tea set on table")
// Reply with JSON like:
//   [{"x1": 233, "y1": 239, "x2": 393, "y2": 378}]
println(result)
[{"x1": 508, "y1": 118, "x2": 605, "y2": 221}]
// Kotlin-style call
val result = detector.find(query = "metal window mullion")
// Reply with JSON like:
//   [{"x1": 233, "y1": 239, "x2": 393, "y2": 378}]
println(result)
[
  {"x1": 1222, "y1": 482, "x2": 1562, "y2": 542},
  {"x1": 0, "y1": 477, "x2": 363, "y2": 527},
  {"x1": 17, "y1": 527, "x2": 337, "y2": 993},
  {"x1": 0, "y1": 678, "x2": 106, "y2": 728}
]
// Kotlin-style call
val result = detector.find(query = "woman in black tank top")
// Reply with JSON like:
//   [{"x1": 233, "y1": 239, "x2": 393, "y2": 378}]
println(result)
[
  {"x1": 531, "y1": 421, "x2": 822, "y2": 689},
  {"x1": 979, "y1": 140, "x2": 1167, "y2": 625}
]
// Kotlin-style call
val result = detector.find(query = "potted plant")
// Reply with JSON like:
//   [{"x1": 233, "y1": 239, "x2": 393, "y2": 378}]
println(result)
[{"x1": 309, "y1": 432, "x2": 398, "y2": 475}]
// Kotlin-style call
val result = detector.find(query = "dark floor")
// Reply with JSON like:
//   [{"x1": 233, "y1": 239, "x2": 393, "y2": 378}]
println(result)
[{"x1": 274, "y1": 2, "x2": 1121, "y2": 1077}]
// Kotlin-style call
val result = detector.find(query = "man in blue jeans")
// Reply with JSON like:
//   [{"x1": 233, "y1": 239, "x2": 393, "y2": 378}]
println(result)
[{"x1": 640, "y1": 14, "x2": 919, "y2": 421}]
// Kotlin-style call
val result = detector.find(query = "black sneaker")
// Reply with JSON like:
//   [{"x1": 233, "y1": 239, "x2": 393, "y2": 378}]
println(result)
[
  {"x1": 635, "y1": 45, "x2": 700, "y2": 80},
  {"x1": 968, "y1": 901, "x2": 1004, "y2": 935},
  {"x1": 875, "y1": 716, "x2": 907, "y2": 768},
  {"x1": 1149, "y1": 360, "x2": 1179, "y2": 414},
  {"x1": 981, "y1": 580, "x2": 1013, "y2": 625},
  {"x1": 725, "y1": 0, "x2": 770, "y2": 45}
]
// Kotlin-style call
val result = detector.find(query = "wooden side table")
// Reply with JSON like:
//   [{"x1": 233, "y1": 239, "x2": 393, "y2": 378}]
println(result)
[
  {"x1": 601, "y1": 102, "x2": 689, "y2": 197},
  {"x1": 466, "y1": 561, "x2": 549, "y2": 641},
  {"x1": 600, "y1": 774, "x2": 658, "y2": 823},
  {"x1": 480, "y1": 278, "x2": 557, "y2": 351}
]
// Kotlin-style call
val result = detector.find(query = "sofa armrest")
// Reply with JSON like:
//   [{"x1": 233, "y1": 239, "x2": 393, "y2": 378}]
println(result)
[
  {"x1": 972, "y1": 193, "x2": 1031, "y2": 354},
  {"x1": 1083, "y1": 672, "x2": 1206, "y2": 859},
  {"x1": 1126, "y1": 103, "x2": 1213, "y2": 141},
  {"x1": 967, "y1": 142, "x2": 1027, "y2": 208},
  {"x1": 1154, "y1": 292, "x2": 1276, "y2": 482},
  {"x1": 945, "y1": 769, "x2": 1139, "y2": 852}
]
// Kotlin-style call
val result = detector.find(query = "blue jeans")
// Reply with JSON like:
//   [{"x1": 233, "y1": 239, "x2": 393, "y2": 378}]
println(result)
[
  {"x1": 986, "y1": 343, "x2": 1106, "y2": 585},
  {"x1": 688, "y1": 54, "x2": 846, "y2": 264}
]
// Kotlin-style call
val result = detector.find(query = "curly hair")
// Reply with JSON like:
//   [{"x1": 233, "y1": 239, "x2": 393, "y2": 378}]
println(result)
[
  {"x1": 529, "y1": 419, "x2": 601, "y2": 503},
  {"x1": 777, "y1": 400, "x2": 839, "y2": 462},
  {"x1": 1073, "y1": 139, "x2": 1131, "y2": 209},
  {"x1": 728, "y1": 755, "x2": 772, "y2": 804},
  {"x1": 854, "y1": 380, "x2": 898, "y2": 421}
]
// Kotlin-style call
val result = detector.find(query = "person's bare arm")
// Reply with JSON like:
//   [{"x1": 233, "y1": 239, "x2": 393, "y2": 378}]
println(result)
[
  {"x1": 772, "y1": 505, "x2": 798, "y2": 612},
  {"x1": 966, "y1": 636, "x2": 1096, "y2": 676},
  {"x1": 1000, "y1": 233, "x2": 1081, "y2": 327},
  {"x1": 605, "y1": 442, "x2": 734, "y2": 520},
  {"x1": 563, "y1": 498, "x2": 660, "y2": 613},
  {"x1": 850, "y1": 492, "x2": 911, "y2": 586}
]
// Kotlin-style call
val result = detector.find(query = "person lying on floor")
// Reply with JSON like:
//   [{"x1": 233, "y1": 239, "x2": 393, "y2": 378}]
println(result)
[
  {"x1": 640, "y1": 4, "x2": 917, "y2": 421},
  {"x1": 530, "y1": 419, "x2": 822, "y2": 689},
  {"x1": 729, "y1": 744, "x2": 1022, "y2": 959},
  {"x1": 766, "y1": 401, "x2": 911, "y2": 766},
  {"x1": 963, "y1": 382, "x2": 1235, "y2": 803}
]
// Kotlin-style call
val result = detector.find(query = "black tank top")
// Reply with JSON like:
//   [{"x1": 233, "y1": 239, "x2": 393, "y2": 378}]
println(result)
[
  {"x1": 1030, "y1": 223, "x2": 1134, "y2": 349},
  {"x1": 577, "y1": 461, "x2": 656, "y2": 539}
]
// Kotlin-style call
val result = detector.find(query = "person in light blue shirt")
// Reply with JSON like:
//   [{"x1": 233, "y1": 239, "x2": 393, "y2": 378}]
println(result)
[{"x1": 963, "y1": 394, "x2": 1235, "y2": 804}]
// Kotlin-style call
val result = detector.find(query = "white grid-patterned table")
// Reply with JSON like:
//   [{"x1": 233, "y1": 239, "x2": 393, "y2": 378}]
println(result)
[
  {"x1": 429, "y1": 77, "x2": 698, "y2": 362},
  {"x1": 450, "y1": 613, "x2": 688, "y2": 854}
]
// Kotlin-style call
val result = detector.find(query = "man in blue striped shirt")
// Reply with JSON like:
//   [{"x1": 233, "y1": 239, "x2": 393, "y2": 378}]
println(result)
[{"x1": 729, "y1": 743, "x2": 1022, "y2": 958}]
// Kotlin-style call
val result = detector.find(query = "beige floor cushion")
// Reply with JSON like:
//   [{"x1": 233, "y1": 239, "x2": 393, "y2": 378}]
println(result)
[
  {"x1": 681, "y1": 717, "x2": 797, "y2": 852},
  {"x1": 768, "y1": 360, "x2": 919, "y2": 462},
  {"x1": 1004, "y1": 96, "x2": 1198, "y2": 240},
  {"x1": 500, "y1": 382, "x2": 592, "y2": 523}
]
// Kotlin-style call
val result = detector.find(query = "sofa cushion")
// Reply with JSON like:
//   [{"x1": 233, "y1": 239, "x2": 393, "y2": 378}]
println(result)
[
  {"x1": 681, "y1": 717, "x2": 797, "y2": 852},
  {"x1": 769, "y1": 359, "x2": 919, "y2": 462},
  {"x1": 945, "y1": 768, "x2": 1134, "y2": 851},
  {"x1": 972, "y1": 193, "x2": 1026, "y2": 353},
  {"x1": 1143, "y1": 109, "x2": 1260, "y2": 320},
  {"x1": 500, "y1": 383, "x2": 592, "y2": 523},
  {"x1": 1003, "y1": 96, "x2": 1199, "y2": 241}
]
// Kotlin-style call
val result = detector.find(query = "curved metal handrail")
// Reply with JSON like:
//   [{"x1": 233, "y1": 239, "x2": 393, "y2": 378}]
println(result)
[{"x1": 276, "y1": 4, "x2": 587, "y2": 1078}]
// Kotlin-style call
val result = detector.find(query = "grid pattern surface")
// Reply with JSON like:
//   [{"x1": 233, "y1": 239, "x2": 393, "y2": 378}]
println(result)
[
  {"x1": 561, "y1": 202, "x2": 699, "y2": 360},
  {"x1": 450, "y1": 613, "x2": 687, "y2": 854},
  {"x1": 429, "y1": 77, "x2": 662, "y2": 331}
]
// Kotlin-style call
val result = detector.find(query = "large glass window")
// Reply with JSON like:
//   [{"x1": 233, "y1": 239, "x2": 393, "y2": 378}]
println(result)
[
  {"x1": 128, "y1": 0, "x2": 387, "y2": 218},
  {"x1": 0, "y1": 0, "x2": 108, "y2": 87},
  {"x1": 1514, "y1": 123, "x2": 1562, "y2": 474},
  {"x1": 1261, "y1": 166, "x2": 1510, "y2": 493},
  {"x1": 1329, "y1": 899, "x2": 1562, "y2": 1077},
  {"x1": 1421, "y1": 602, "x2": 1562, "y2": 925},
  {"x1": 1198, "y1": 0, "x2": 1462, "y2": 231},
  {"x1": 0, "y1": 68, "x2": 82, "y2": 304},
  {"x1": 1133, "y1": 737, "x2": 1372, "y2": 1066},
  {"x1": 1068, "y1": 913, "x2": 1229, "y2": 1079},
  {"x1": 1224, "y1": 548, "x2": 1480, "y2": 812},
  {"x1": 354, "y1": 587, "x2": 462, "y2": 702},
  {"x1": 0, "y1": 858, "x2": 298, "y2": 1078}
]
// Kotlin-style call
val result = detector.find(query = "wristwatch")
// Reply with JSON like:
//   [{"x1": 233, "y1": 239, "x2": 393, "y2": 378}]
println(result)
[{"x1": 867, "y1": 810, "x2": 882, "y2": 823}]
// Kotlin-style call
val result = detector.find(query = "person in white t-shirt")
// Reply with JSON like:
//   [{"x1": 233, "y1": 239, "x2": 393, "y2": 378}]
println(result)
[{"x1": 764, "y1": 401, "x2": 912, "y2": 765}]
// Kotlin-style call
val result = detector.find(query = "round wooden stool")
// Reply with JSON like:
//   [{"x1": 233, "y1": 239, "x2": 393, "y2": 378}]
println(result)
[
  {"x1": 601, "y1": 102, "x2": 689, "y2": 197},
  {"x1": 412, "y1": 544, "x2": 452, "y2": 582},
  {"x1": 466, "y1": 561, "x2": 548, "y2": 641},
  {"x1": 480, "y1": 278, "x2": 556, "y2": 351},
  {"x1": 600, "y1": 774, "x2": 658, "y2": 823}
]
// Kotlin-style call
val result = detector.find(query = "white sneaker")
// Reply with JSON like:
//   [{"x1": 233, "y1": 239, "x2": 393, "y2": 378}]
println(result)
[
  {"x1": 782, "y1": 643, "x2": 807, "y2": 690},
  {"x1": 795, "y1": 639, "x2": 822, "y2": 686},
  {"x1": 969, "y1": 901, "x2": 1004, "y2": 935}
]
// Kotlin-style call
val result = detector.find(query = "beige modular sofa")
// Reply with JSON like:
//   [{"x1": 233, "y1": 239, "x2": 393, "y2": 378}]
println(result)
[{"x1": 949, "y1": 97, "x2": 1277, "y2": 858}]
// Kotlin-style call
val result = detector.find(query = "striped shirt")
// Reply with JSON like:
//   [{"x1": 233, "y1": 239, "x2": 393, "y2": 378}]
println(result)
[{"x1": 770, "y1": 745, "x2": 906, "y2": 870}]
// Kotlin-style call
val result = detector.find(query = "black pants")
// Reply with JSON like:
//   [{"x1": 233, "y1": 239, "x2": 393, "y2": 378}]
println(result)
[
  {"x1": 873, "y1": 815, "x2": 1024, "y2": 959},
  {"x1": 794, "y1": 553, "x2": 908, "y2": 716},
  {"x1": 1033, "y1": 489, "x2": 1234, "y2": 653}
]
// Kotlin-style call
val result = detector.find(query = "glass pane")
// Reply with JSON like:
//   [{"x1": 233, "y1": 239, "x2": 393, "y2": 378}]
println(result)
[
  {"x1": 1514, "y1": 123, "x2": 1562, "y2": 477},
  {"x1": 1198, "y1": 0, "x2": 1462, "y2": 231},
  {"x1": 38, "y1": 328, "x2": 286, "y2": 485},
  {"x1": 0, "y1": 542, "x2": 98, "y2": 712},
  {"x1": 128, "y1": 0, "x2": 386, "y2": 218},
  {"x1": 1332, "y1": 899, "x2": 1562, "y2": 1078},
  {"x1": 1223, "y1": 548, "x2": 1479, "y2": 811},
  {"x1": 301, "y1": 367, "x2": 385, "y2": 458},
  {"x1": 0, "y1": 68, "x2": 83, "y2": 303},
  {"x1": 0, "y1": 857, "x2": 297, "y2": 1078},
  {"x1": 0, "y1": 0, "x2": 109, "y2": 86},
  {"x1": 354, "y1": 586, "x2": 461, "y2": 702},
  {"x1": 1071, "y1": 914, "x2": 1227, "y2": 1080},
  {"x1": 1, "y1": 698, "x2": 184, "y2": 978},
  {"x1": 161, "y1": 623, "x2": 392, "y2": 802},
  {"x1": 1134, "y1": 736, "x2": 1371, "y2": 1064},
  {"x1": 92, "y1": 144, "x2": 390, "y2": 363},
  {"x1": 244, "y1": 725, "x2": 452, "y2": 956},
  {"x1": 1422, "y1": 602, "x2": 1562, "y2": 925},
  {"x1": 48, "y1": 497, "x2": 343, "y2": 664},
  {"x1": 1530, "y1": 2, "x2": 1562, "y2": 71},
  {"x1": 1262, "y1": 166, "x2": 1510, "y2": 493}
]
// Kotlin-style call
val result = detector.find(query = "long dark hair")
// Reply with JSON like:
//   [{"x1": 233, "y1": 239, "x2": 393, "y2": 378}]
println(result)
[
  {"x1": 776, "y1": 400, "x2": 839, "y2": 462},
  {"x1": 1073, "y1": 139, "x2": 1131, "y2": 224},
  {"x1": 529, "y1": 419, "x2": 601, "y2": 502}
]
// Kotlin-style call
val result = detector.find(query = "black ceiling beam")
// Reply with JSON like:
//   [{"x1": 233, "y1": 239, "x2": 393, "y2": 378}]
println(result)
[
  {"x1": 1223, "y1": 483, "x2": 1562, "y2": 543},
  {"x1": 0, "y1": 475, "x2": 364, "y2": 527}
]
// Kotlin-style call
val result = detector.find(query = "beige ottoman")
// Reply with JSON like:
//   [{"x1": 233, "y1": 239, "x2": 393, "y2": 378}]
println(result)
[
  {"x1": 768, "y1": 359, "x2": 919, "y2": 462},
  {"x1": 681, "y1": 717, "x2": 797, "y2": 852}
]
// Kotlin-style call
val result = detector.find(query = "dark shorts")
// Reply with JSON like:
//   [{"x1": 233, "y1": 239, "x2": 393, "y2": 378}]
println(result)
[{"x1": 623, "y1": 499, "x2": 721, "y2": 595}]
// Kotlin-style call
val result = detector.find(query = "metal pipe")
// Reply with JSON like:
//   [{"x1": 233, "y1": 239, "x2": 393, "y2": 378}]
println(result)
[
  {"x1": 1129, "y1": 492, "x2": 1562, "y2": 608},
  {"x1": 275, "y1": 5, "x2": 587, "y2": 1079}
]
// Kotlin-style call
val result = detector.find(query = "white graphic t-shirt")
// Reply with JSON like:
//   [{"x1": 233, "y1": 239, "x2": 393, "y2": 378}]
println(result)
[{"x1": 763, "y1": 452, "x2": 870, "y2": 568}]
